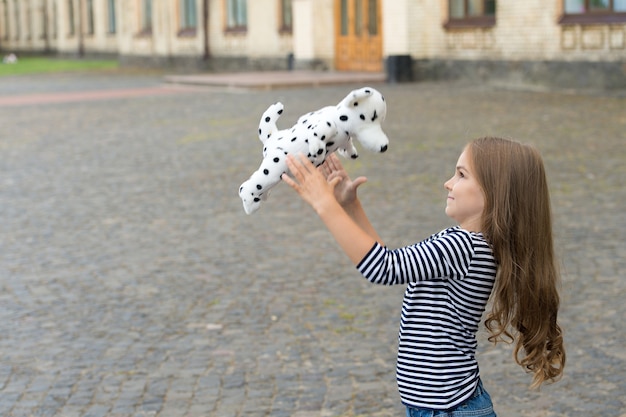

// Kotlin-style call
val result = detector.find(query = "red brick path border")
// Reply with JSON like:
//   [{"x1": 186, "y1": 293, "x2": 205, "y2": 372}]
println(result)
[{"x1": 0, "y1": 85, "x2": 191, "y2": 107}]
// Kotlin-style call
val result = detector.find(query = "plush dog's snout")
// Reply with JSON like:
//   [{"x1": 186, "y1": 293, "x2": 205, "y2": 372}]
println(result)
[{"x1": 380, "y1": 144, "x2": 388, "y2": 153}]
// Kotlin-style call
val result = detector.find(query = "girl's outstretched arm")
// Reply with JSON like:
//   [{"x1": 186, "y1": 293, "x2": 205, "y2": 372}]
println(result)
[
  {"x1": 319, "y1": 153, "x2": 383, "y2": 244},
  {"x1": 282, "y1": 153, "x2": 380, "y2": 265}
]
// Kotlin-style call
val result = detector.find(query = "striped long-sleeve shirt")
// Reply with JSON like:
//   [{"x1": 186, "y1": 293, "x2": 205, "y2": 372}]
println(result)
[{"x1": 357, "y1": 226, "x2": 497, "y2": 410}]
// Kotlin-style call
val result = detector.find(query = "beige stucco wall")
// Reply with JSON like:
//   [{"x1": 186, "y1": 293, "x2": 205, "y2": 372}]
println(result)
[
  {"x1": 0, "y1": 0, "x2": 119, "y2": 54},
  {"x1": 292, "y1": 0, "x2": 314, "y2": 59},
  {"x1": 0, "y1": 0, "x2": 624, "y2": 66},
  {"x1": 208, "y1": 0, "x2": 246, "y2": 57},
  {"x1": 207, "y1": 0, "x2": 293, "y2": 59},
  {"x1": 117, "y1": 0, "x2": 205, "y2": 56},
  {"x1": 311, "y1": 0, "x2": 334, "y2": 62},
  {"x1": 0, "y1": 0, "x2": 293, "y2": 59},
  {"x1": 292, "y1": 0, "x2": 333, "y2": 65}
]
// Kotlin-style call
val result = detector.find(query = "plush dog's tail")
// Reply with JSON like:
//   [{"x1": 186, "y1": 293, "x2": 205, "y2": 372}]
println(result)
[{"x1": 258, "y1": 102, "x2": 284, "y2": 144}]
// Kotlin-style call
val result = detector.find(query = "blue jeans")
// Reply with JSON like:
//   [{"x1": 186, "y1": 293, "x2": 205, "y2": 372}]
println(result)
[{"x1": 405, "y1": 379, "x2": 496, "y2": 417}]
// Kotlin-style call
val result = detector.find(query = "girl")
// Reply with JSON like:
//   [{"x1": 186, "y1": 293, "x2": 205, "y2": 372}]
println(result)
[{"x1": 281, "y1": 137, "x2": 565, "y2": 416}]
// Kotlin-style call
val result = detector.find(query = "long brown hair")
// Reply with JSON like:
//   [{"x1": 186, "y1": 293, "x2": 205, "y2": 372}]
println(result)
[{"x1": 468, "y1": 137, "x2": 565, "y2": 388}]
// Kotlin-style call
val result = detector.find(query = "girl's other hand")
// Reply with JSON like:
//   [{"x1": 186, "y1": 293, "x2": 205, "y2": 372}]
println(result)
[
  {"x1": 319, "y1": 153, "x2": 367, "y2": 207},
  {"x1": 282, "y1": 154, "x2": 341, "y2": 214}
]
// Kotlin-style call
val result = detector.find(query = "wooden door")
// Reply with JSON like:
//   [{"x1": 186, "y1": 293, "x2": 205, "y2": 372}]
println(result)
[{"x1": 335, "y1": 0, "x2": 382, "y2": 72}]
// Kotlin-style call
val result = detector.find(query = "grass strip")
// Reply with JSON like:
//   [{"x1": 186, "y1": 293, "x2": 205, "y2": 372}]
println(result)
[{"x1": 0, "y1": 56, "x2": 119, "y2": 76}]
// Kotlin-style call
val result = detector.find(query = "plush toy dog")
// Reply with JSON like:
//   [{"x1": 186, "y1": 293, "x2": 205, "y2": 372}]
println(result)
[{"x1": 239, "y1": 86, "x2": 389, "y2": 215}]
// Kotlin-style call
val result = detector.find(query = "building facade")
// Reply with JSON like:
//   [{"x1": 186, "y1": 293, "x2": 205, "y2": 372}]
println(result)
[{"x1": 1, "y1": 0, "x2": 625, "y2": 88}]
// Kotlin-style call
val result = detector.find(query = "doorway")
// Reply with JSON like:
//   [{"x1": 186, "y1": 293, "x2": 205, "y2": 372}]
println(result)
[{"x1": 335, "y1": 0, "x2": 383, "y2": 72}]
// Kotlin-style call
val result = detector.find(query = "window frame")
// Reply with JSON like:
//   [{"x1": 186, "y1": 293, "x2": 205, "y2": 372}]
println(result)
[
  {"x1": 86, "y1": 0, "x2": 95, "y2": 36},
  {"x1": 224, "y1": 0, "x2": 247, "y2": 33},
  {"x1": 279, "y1": 0, "x2": 292, "y2": 34},
  {"x1": 26, "y1": 1, "x2": 32, "y2": 39},
  {"x1": 14, "y1": 0, "x2": 20, "y2": 39},
  {"x1": 107, "y1": 0, "x2": 116, "y2": 34},
  {"x1": 178, "y1": 0, "x2": 197, "y2": 37},
  {"x1": 39, "y1": 0, "x2": 47, "y2": 39},
  {"x1": 559, "y1": 0, "x2": 626, "y2": 24},
  {"x1": 2, "y1": 0, "x2": 8, "y2": 40},
  {"x1": 52, "y1": 0, "x2": 58, "y2": 38},
  {"x1": 138, "y1": 0, "x2": 152, "y2": 36},
  {"x1": 444, "y1": 0, "x2": 496, "y2": 29},
  {"x1": 68, "y1": 0, "x2": 75, "y2": 36}
]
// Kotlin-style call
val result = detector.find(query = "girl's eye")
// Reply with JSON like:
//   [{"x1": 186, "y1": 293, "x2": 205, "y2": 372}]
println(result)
[{"x1": 458, "y1": 171, "x2": 465, "y2": 178}]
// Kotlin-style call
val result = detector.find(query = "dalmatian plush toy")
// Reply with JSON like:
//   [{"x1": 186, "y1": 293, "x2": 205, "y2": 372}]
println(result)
[{"x1": 239, "y1": 86, "x2": 389, "y2": 215}]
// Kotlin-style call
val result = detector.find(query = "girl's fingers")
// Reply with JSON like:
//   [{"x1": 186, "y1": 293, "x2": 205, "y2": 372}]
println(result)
[
  {"x1": 321, "y1": 153, "x2": 341, "y2": 179},
  {"x1": 293, "y1": 153, "x2": 313, "y2": 173},
  {"x1": 285, "y1": 154, "x2": 302, "y2": 177},
  {"x1": 326, "y1": 153, "x2": 338, "y2": 171},
  {"x1": 318, "y1": 161, "x2": 330, "y2": 177},
  {"x1": 352, "y1": 176, "x2": 368, "y2": 189},
  {"x1": 281, "y1": 171, "x2": 297, "y2": 190},
  {"x1": 328, "y1": 153, "x2": 342, "y2": 171},
  {"x1": 285, "y1": 153, "x2": 315, "y2": 183},
  {"x1": 283, "y1": 156, "x2": 301, "y2": 186}
]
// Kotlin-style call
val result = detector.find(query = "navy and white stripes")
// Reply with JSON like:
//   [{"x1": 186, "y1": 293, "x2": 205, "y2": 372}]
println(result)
[{"x1": 357, "y1": 227, "x2": 497, "y2": 409}]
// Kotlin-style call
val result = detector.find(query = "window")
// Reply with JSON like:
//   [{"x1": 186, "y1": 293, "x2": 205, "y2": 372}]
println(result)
[
  {"x1": 354, "y1": 0, "x2": 379, "y2": 36},
  {"x1": 280, "y1": 0, "x2": 292, "y2": 33},
  {"x1": 445, "y1": 0, "x2": 496, "y2": 28},
  {"x1": 140, "y1": 0, "x2": 152, "y2": 34},
  {"x1": 39, "y1": 0, "x2": 46, "y2": 39},
  {"x1": 226, "y1": 0, "x2": 246, "y2": 31},
  {"x1": 560, "y1": 0, "x2": 626, "y2": 23},
  {"x1": 179, "y1": 0, "x2": 197, "y2": 35},
  {"x1": 26, "y1": 1, "x2": 32, "y2": 39},
  {"x1": 2, "y1": 0, "x2": 8, "y2": 40},
  {"x1": 340, "y1": 0, "x2": 348, "y2": 35},
  {"x1": 51, "y1": 0, "x2": 57, "y2": 38},
  {"x1": 355, "y1": 0, "x2": 362, "y2": 35},
  {"x1": 367, "y1": 0, "x2": 378, "y2": 36},
  {"x1": 107, "y1": 0, "x2": 116, "y2": 34},
  {"x1": 86, "y1": 0, "x2": 94, "y2": 35},
  {"x1": 14, "y1": 0, "x2": 20, "y2": 39},
  {"x1": 68, "y1": 0, "x2": 75, "y2": 36}
]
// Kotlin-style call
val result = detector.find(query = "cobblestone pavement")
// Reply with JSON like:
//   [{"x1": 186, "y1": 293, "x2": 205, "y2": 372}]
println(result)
[{"x1": 0, "y1": 72, "x2": 625, "y2": 417}]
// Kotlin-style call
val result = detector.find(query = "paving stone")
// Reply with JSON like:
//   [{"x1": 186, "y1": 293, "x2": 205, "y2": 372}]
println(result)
[{"x1": 0, "y1": 72, "x2": 624, "y2": 417}]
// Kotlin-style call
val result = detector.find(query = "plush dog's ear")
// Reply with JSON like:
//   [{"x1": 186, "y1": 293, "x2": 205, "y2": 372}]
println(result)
[{"x1": 339, "y1": 87, "x2": 374, "y2": 108}]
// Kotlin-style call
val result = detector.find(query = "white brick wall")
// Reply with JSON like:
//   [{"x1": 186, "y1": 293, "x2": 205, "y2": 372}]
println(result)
[
  {"x1": 382, "y1": 0, "x2": 410, "y2": 55},
  {"x1": 404, "y1": 0, "x2": 626, "y2": 61}
]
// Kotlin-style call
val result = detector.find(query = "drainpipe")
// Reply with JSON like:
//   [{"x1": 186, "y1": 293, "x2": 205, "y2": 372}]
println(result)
[{"x1": 203, "y1": 0, "x2": 210, "y2": 60}]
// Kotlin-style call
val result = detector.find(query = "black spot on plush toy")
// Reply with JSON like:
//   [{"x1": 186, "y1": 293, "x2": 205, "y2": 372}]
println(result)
[{"x1": 239, "y1": 86, "x2": 389, "y2": 214}]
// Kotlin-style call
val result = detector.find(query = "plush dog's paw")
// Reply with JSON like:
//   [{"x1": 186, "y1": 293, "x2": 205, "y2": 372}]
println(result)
[{"x1": 337, "y1": 138, "x2": 359, "y2": 159}]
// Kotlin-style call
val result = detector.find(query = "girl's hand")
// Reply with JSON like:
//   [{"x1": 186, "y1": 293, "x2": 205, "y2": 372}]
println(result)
[
  {"x1": 319, "y1": 153, "x2": 367, "y2": 207},
  {"x1": 282, "y1": 153, "x2": 381, "y2": 264},
  {"x1": 282, "y1": 154, "x2": 342, "y2": 214}
]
